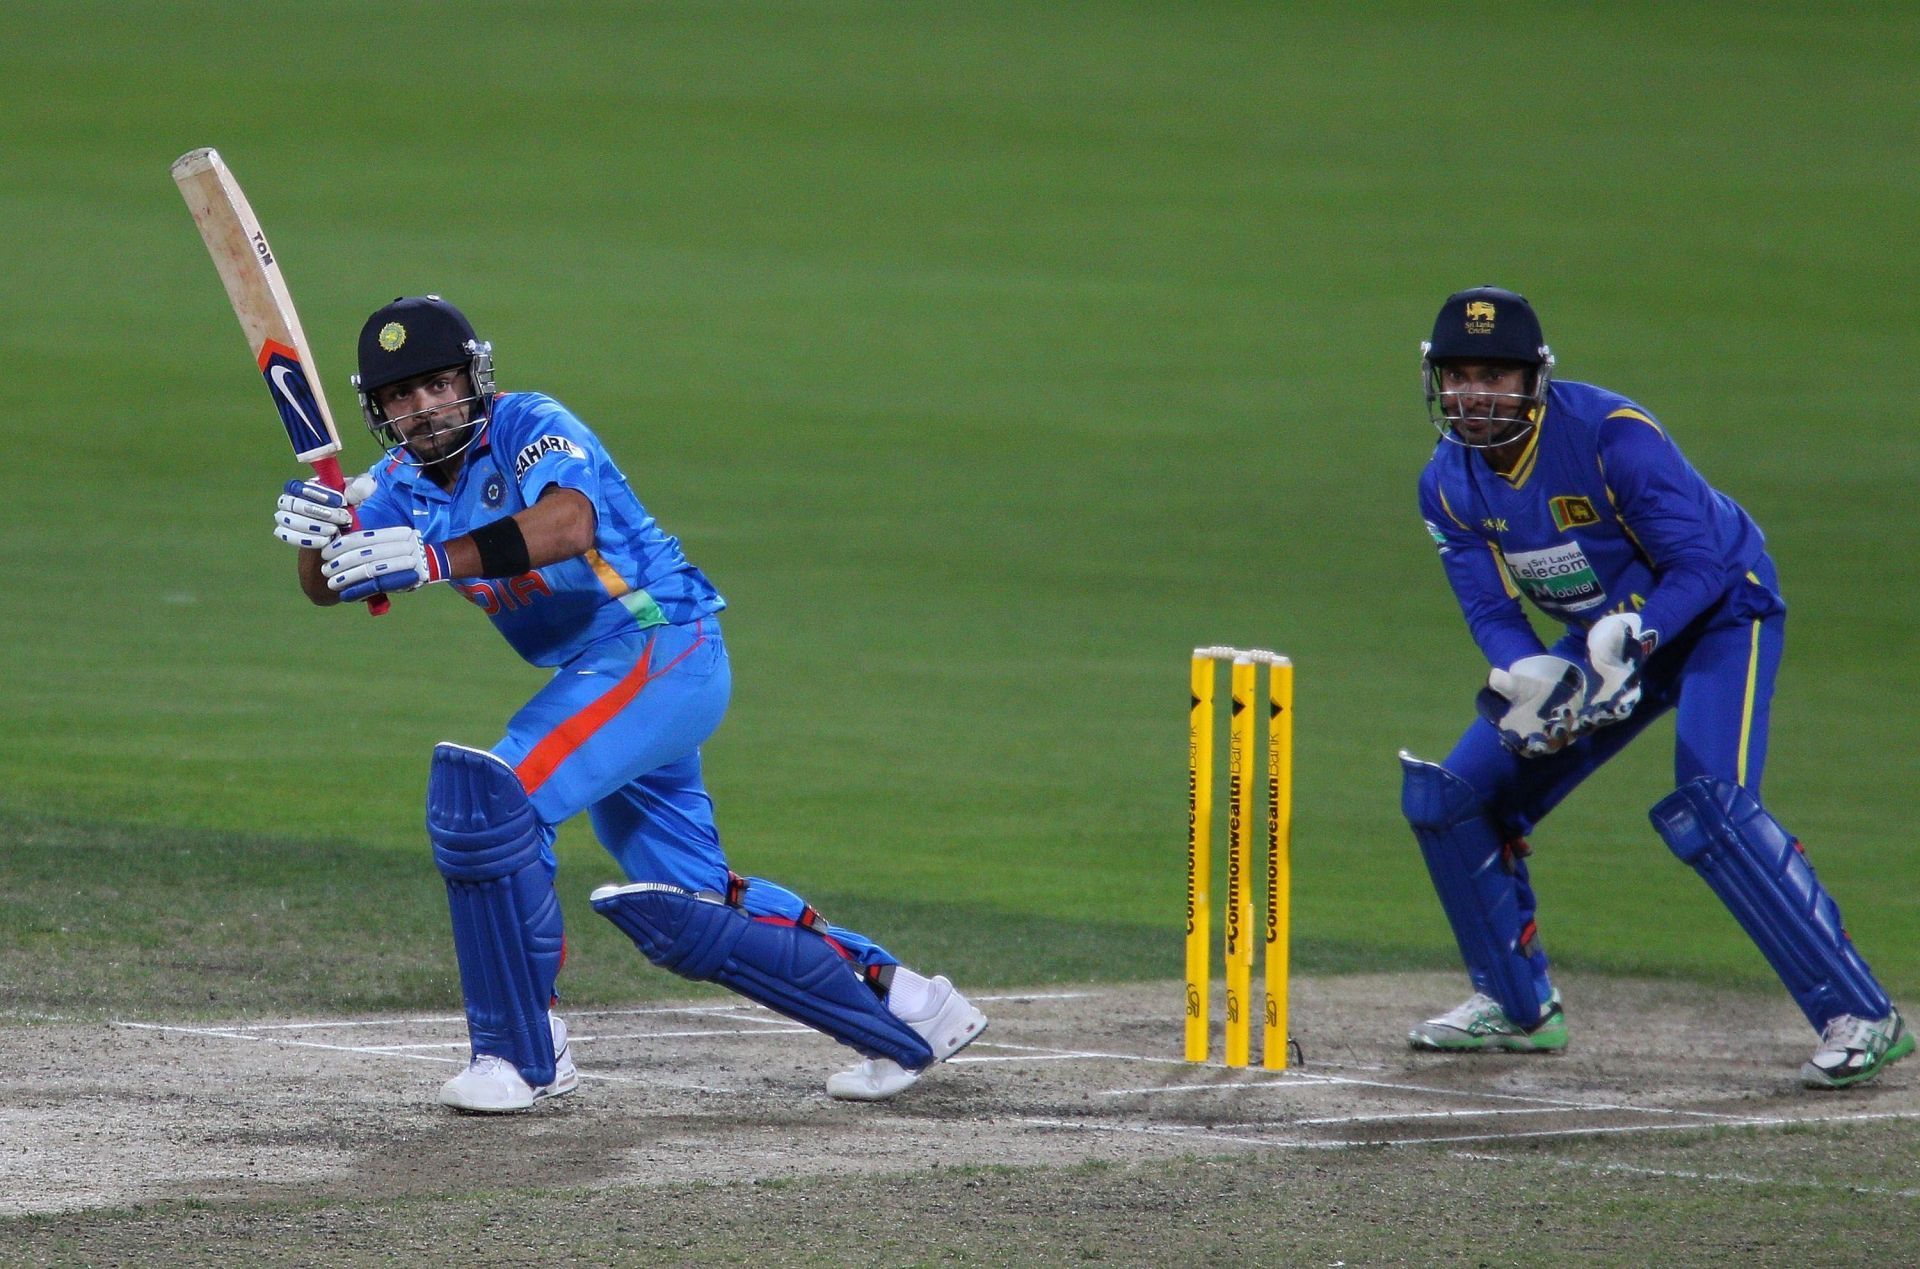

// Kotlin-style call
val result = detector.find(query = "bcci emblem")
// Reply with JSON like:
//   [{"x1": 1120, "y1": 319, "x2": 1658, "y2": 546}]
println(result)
[
  {"x1": 1465, "y1": 300, "x2": 1497, "y2": 334},
  {"x1": 482, "y1": 474, "x2": 506, "y2": 508},
  {"x1": 378, "y1": 321, "x2": 407, "y2": 351}
]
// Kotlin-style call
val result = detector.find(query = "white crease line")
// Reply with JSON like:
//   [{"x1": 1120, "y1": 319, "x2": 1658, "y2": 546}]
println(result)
[
  {"x1": 971, "y1": 1041, "x2": 1201, "y2": 1068},
  {"x1": 949, "y1": 1053, "x2": 1084, "y2": 1065},
  {"x1": 1018, "y1": 1117, "x2": 1301, "y2": 1149},
  {"x1": 1020, "y1": 1110, "x2": 1920, "y2": 1153},
  {"x1": 1295, "y1": 1107, "x2": 1592, "y2": 1126},
  {"x1": 1283, "y1": 1072, "x2": 1762, "y2": 1122},
  {"x1": 582, "y1": 1026, "x2": 815, "y2": 1041},
  {"x1": 1454, "y1": 1148, "x2": 1920, "y2": 1199},
  {"x1": 128, "y1": 1003, "x2": 775, "y2": 1035},
  {"x1": 1101, "y1": 1077, "x2": 1340, "y2": 1096},
  {"x1": 115, "y1": 1022, "x2": 725, "y2": 1090},
  {"x1": 974, "y1": 992, "x2": 1099, "y2": 1002}
]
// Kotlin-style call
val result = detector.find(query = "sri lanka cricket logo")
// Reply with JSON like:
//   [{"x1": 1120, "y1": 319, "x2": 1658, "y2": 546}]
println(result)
[{"x1": 1465, "y1": 300, "x2": 1497, "y2": 334}]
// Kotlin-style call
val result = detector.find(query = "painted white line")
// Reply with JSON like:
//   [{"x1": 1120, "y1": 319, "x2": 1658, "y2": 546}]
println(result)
[
  {"x1": 1285, "y1": 1072, "x2": 1762, "y2": 1122},
  {"x1": 138, "y1": 1003, "x2": 775, "y2": 1035},
  {"x1": 582, "y1": 1026, "x2": 815, "y2": 1041},
  {"x1": 1100, "y1": 1077, "x2": 1340, "y2": 1097},
  {"x1": 1453, "y1": 1149, "x2": 1920, "y2": 1199},
  {"x1": 1294, "y1": 1107, "x2": 1598, "y2": 1126},
  {"x1": 1017, "y1": 1117, "x2": 1302, "y2": 1150},
  {"x1": 971, "y1": 1041, "x2": 1200, "y2": 1068},
  {"x1": 948, "y1": 1053, "x2": 1085, "y2": 1065},
  {"x1": 1020, "y1": 1108, "x2": 1920, "y2": 1153},
  {"x1": 974, "y1": 992, "x2": 1100, "y2": 1003}
]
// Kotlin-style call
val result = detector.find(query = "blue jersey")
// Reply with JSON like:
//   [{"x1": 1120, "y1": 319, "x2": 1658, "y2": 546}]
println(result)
[
  {"x1": 357, "y1": 392, "x2": 725, "y2": 667},
  {"x1": 1418, "y1": 380, "x2": 1770, "y2": 669}
]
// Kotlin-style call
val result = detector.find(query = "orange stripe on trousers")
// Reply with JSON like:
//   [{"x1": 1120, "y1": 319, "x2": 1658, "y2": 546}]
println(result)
[{"x1": 514, "y1": 638, "x2": 658, "y2": 796}]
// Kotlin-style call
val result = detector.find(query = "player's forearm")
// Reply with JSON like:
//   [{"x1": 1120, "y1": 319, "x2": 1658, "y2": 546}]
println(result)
[
  {"x1": 440, "y1": 487, "x2": 596, "y2": 578},
  {"x1": 298, "y1": 547, "x2": 342, "y2": 605}
]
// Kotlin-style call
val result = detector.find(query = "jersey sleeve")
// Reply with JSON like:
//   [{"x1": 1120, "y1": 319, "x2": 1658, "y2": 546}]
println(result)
[
  {"x1": 1597, "y1": 414, "x2": 1733, "y2": 643},
  {"x1": 350, "y1": 462, "x2": 409, "y2": 531},
  {"x1": 1419, "y1": 467, "x2": 1545, "y2": 669},
  {"x1": 498, "y1": 399, "x2": 604, "y2": 507}
]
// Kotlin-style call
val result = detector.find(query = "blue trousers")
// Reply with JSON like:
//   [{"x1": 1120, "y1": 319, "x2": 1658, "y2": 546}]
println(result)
[
  {"x1": 487, "y1": 617, "x2": 897, "y2": 971},
  {"x1": 1446, "y1": 559, "x2": 1787, "y2": 833},
  {"x1": 1434, "y1": 559, "x2": 1787, "y2": 998}
]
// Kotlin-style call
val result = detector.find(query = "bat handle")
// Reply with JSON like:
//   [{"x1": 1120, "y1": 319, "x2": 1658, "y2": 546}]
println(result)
[{"x1": 309, "y1": 455, "x2": 390, "y2": 616}]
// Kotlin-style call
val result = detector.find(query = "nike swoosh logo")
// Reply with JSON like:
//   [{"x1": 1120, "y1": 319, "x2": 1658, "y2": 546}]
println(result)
[{"x1": 269, "y1": 364, "x2": 324, "y2": 444}]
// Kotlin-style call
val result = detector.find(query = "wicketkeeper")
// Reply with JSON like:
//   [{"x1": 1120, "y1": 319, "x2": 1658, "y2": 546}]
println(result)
[
  {"x1": 273, "y1": 295, "x2": 985, "y2": 1110},
  {"x1": 1401, "y1": 285, "x2": 1911, "y2": 1088}
]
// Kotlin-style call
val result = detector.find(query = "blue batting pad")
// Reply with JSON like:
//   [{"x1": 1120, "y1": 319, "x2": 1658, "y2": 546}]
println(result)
[
  {"x1": 428, "y1": 743, "x2": 564, "y2": 1088},
  {"x1": 1651, "y1": 777, "x2": 1890, "y2": 1029},
  {"x1": 590, "y1": 882, "x2": 935, "y2": 1070},
  {"x1": 1401, "y1": 753, "x2": 1546, "y2": 1029}
]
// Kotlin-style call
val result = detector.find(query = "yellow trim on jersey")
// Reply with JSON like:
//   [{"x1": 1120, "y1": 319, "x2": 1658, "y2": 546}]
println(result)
[
  {"x1": 1736, "y1": 615, "x2": 1762, "y2": 787},
  {"x1": 1501, "y1": 409, "x2": 1544, "y2": 488},
  {"x1": 1489, "y1": 542, "x2": 1518, "y2": 598},
  {"x1": 585, "y1": 548, "x2": 631, "y2": 599},
  {"x1": 1434, "y1": 484, "x2": 1471, "y2": 531},
  {"x1": 1605, "y1": 407, "x2": 1663, "y2": 435}
]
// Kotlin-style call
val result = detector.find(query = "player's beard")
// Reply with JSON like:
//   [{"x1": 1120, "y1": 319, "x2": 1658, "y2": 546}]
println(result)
[{"x1": 401, "y1": 410, "x2": 476, "y2": 465}]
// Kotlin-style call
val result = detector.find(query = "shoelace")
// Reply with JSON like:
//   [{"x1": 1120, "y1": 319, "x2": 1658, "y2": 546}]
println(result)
[{"x1": 1817, "y1": 1015, "x2": 1869, "y2": 1051}]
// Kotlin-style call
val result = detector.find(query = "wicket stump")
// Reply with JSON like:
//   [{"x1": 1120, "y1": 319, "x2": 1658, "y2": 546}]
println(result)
[{"x1": 1186, "y1": 646, "x2": 1294, "y2": 1068}]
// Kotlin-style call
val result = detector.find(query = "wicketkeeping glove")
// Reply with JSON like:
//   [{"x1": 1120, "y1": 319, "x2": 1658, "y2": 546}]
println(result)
[
  {"x1": 1581, "y1": 612, "x2": 1657, "y2": 729},
  {"x1": 320, "y1": 526, "x2": 450, "y2": 603},
  {"x1": 1476, "y1": 654, "x2": 1587, "y2": 758}
]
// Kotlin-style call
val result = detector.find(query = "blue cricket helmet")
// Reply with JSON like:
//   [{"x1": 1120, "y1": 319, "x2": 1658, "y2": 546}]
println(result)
[{"x1": 1424, "y1": 286, "x2": 1549, "y2": 366}]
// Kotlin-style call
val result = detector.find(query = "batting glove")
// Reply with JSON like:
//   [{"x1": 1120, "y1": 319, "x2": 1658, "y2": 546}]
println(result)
[
  {"x1": 273, "y1": 479, "x2": 355, "y2": 549},
  {"x1": 1581, "y1": 612, "x2": 1657, "y2": 729},
  {"x1": 1476, "y1": 654, "x2": 1587, "y2": 758},
  {"x1": 320, "y1": 526, "x2": 450, "y2": 603}
]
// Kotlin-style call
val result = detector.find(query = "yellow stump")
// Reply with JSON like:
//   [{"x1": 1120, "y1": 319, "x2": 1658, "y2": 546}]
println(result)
[
  {"x1": 1263, "y1": 658, "x2": 1294, "y2": 1069},
  {"x1": 1224, "y1": 657, "x2": 1257, "y2": 1067},
  {"x1": 1185, "y1": 654, "x2": 1214, "y2": 1063}
]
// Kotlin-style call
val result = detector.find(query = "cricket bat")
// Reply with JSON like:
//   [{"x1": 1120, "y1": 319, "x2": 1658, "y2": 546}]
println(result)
[{"x1": 170, "y1": 146, "x2": 387, "y2": 614}]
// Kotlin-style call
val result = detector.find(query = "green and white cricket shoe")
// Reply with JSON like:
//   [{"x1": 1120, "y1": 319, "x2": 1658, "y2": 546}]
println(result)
[
  {"x1": 1408, "y1": 990, "x2": 1567, "y2": 1053},
  {"x1": 1802, "y1": 1008, "x2": 1915, "y2": 1089}
]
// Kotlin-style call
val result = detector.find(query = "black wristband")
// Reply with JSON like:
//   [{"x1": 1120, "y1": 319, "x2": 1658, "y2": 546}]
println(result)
[{"x1": 468, "y1": 515, "x2": 532, "y2": 578}]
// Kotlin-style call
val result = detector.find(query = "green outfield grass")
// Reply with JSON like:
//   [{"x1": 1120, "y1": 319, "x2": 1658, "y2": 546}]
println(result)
[{"x1": 3, "y1": 2, "x2": 1916, "y2": 1019}]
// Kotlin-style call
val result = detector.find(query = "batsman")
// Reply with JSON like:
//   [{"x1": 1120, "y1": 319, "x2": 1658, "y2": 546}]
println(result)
[
  {"x1": 1402, "y1": 286, "x2": 1911, "y2": 1089},
  {"x1": 273, "y1": 295, "x2": 985, "y2": 1110}
]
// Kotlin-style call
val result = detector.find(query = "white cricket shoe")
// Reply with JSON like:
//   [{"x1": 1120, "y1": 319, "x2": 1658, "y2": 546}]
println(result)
[
  {"x1": 439, "y1": 1013, "x2": 579, "y2": 1113},
  {"x1": 1409, "y1": 990, "x2": 1567, "y2": 1052},
  {"x1": 1802, "y1": 1008, "x2": 1914, "y2": 1089},
  {"x1": 825, "y1": 1057, "x2": 922, "y2": 1102},
  {"x1": 826, "y1": 974, "x2": 988, "y2": 1102}
]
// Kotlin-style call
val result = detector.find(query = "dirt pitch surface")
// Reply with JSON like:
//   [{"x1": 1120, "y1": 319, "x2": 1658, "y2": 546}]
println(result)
[{"x1": 7, "y1": 971, "x2": 1917, "y2": 1264}]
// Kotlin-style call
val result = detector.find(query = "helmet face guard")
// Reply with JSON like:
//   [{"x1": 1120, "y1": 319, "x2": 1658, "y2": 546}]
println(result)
[
  {"x1": 1419, "y1": 287, "x2": 1553, "y2": 448},
  {"x1": 351, "y1": 295, "x2": 498, "y2": 466},
  {"x1": 1421, "y1": 348, "x2": 1553, "y2": 449}
]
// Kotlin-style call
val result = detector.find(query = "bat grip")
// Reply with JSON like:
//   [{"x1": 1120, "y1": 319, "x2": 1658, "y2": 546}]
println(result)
[{"x1": 309, "y1": 455, "x2": 390, "y2": 616}]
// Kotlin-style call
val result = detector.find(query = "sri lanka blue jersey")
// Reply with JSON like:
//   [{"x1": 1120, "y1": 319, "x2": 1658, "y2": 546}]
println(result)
[
  {"x1": 1418, "y1": 380, "x2": 1770, "y2": 669},
  {"x1": 356, "y1": 392, "x2": 725, "y2": 666}
]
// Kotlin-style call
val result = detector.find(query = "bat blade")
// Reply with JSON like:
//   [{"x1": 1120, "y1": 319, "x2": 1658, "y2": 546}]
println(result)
[
  {"x1": 171, "y1": 146, "x2": 343, "y2": 467},
  {"x1": 173, "y1": 146, "x2": 386, "y2": 614}
]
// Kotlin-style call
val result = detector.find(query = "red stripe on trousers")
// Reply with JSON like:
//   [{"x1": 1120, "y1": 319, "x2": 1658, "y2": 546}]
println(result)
[{"x1": 513, "y1": 639, "x2": 659, "y2": 796}]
